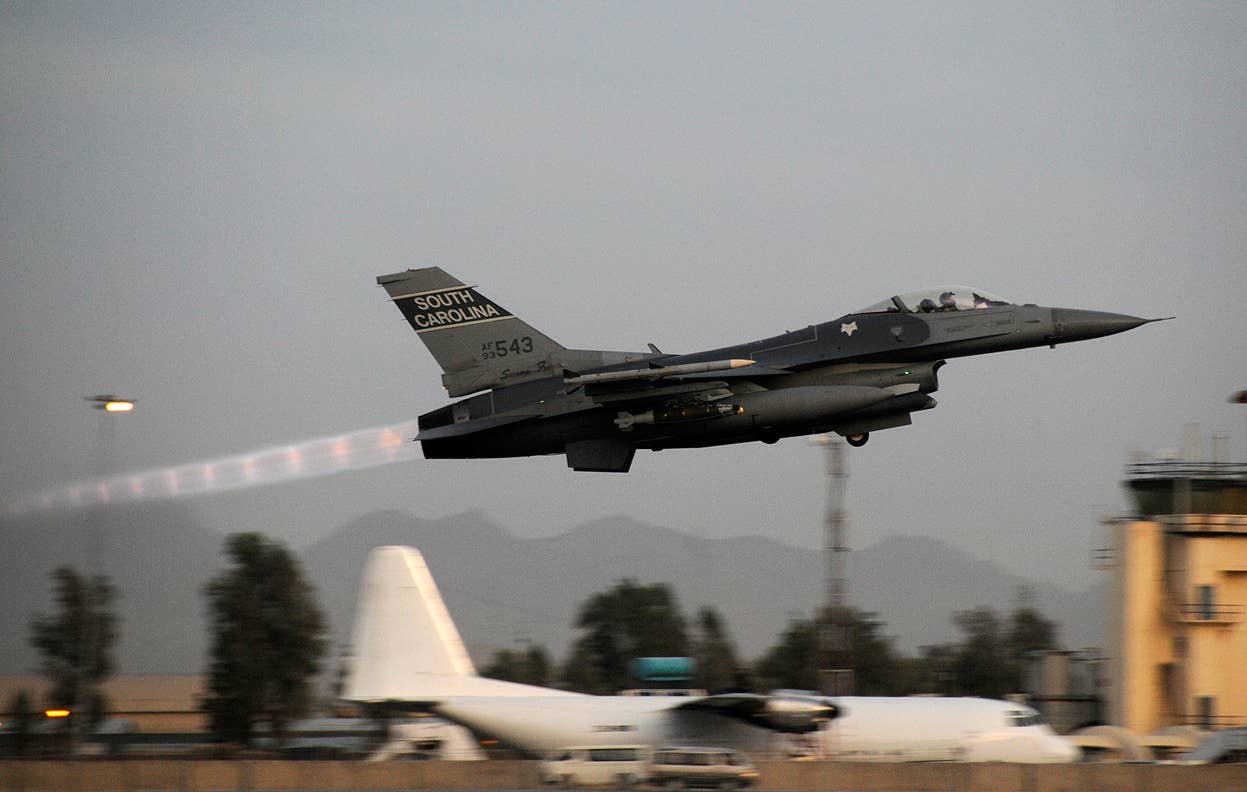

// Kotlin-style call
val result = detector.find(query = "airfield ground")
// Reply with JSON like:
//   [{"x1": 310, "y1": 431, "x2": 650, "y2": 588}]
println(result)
[{"x1": 3, "y1": 759, "x2": 1247, "y2": 792}]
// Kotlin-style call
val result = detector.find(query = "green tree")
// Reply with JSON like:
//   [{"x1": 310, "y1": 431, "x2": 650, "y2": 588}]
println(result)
[
  {"x1": 1010, "y1": 607, "x2": 1057, "y2": 658},
  {"x1": 482, "y1": 642, "x2": 552, "y2": 687},
  {"x1": 755, "y1": 609, "x2": 908, "y2": 695},
  {"x1": 202, "y1": 533, "x2": 327, "y2": 747},
  {"x1": 692, "y1": 607, "x2": 739, "y2": 692},
  {"x1": 890, "y1": 655, "x2": 940, "y2": 696},
  {"x1": 754, "y1": 617, "x2": 820, "y2": 692},
  {"x1": 848, "y1": 611, "x2": 902, "y2": 695},
  {"x1": 951, "y1": 606, "x2": 1013, "y2": 697},
  {"x1": 1009, "y1": 587, "x2": 1058, "y2": 652},
  {"x1": 28, "y1": 566, "x2": 118, "y2": 735},
  {"x1": 919, "y1": 643, "x2": 959, "y2": 696},
  {"x1": 562, "y1": 579, "x2": 688, "y2": 694}
]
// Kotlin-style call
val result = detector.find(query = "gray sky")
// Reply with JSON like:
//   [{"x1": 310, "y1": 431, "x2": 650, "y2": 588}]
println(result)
[{"x1": 3, "y1": 2, "x2": 1245, "y2": 593}]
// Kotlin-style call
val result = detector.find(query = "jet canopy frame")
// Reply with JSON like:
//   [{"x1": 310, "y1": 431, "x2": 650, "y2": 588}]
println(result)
[{"x1": 856, "y1": 286, "x2": 1014, "y2": 315}]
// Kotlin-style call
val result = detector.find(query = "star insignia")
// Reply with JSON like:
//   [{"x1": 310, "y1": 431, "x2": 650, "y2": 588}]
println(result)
[{"x1": 841, "y1": 321, "x2": 858, "y2": 337}]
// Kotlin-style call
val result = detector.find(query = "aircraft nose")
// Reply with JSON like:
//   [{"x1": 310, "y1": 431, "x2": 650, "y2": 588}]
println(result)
[
  {"x1": 1050, "y1": 308, "x2": 1152, "y2": 343},
  {"x1": 1053, "y1": 737, "x2": 1082, "y2": 763}
]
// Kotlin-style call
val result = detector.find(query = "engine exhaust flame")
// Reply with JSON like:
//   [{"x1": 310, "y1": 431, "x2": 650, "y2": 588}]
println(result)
[{"x1": 4, "y1": 420, "x2": 421, "y2": 517}]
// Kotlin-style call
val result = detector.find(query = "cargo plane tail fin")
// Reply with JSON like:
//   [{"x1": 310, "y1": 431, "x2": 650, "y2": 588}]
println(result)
[{"x1": 343, "y1": 546, "x2": 578, "y2": 703}]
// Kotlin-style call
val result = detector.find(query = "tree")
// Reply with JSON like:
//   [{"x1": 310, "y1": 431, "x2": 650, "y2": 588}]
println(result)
[
  {"x1": 202, "y1": 533, "x2": 327, "y2": 747},
  {"x1": 562, "y1": 579, "x2": 688, "y2": 694},
  {"x1": 848, "y1": 611, "x2": 902, "y2": 696},
  {"x1": 482, "y1": 642, "x2": 552, "y2": 687},
  {"x1": 691, "y1": 607, "x2": 740, "y2": 692},
  {"x1": 755, "y1": 609, "x2": 909, "y2": 695},
  {"x1": 754, "y1": 617, "x2": 820, "y2": 692},
  {"x1": 918, "y1": 643, "x2": 959, "y2": 696},
  {"x1": 28, "y1": 566, "x2": 118, "y2": 736},
  {"x1": 951, "y1": 606, "x2": 1013, "y2": 697},
  {"x1": 1009, "y1": 587, "x2": 1058, "y2": 656},
  {"x1": 1010, "y1": 607, "x2": 1057, "y2": 658}
]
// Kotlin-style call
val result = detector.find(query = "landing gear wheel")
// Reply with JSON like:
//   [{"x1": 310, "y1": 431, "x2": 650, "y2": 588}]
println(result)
[{"x1": 846, "y1": 432, "x2": 869, "y2": 447}]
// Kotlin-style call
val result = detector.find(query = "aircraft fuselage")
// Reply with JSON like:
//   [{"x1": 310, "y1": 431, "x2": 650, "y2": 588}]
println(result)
[{"x1": 415, "y1": 303, "x2": 1148, "y2": 468}]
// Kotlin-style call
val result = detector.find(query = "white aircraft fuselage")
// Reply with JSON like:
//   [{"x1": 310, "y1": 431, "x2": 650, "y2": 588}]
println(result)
[{"x1": 343, "y1": 546, "x2": 1078, "y2": 763}]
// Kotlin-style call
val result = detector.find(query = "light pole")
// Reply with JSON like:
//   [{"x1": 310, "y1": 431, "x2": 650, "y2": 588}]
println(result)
[
  {"x1": 70, "y1": 394, "x2": 135, "y2": 751},
  {"x1": 86, "y1": 395, "x2": 137, "y2": 503}
]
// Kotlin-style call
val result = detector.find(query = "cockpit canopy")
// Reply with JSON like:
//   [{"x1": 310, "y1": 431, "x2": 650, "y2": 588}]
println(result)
[
  {"x1": 856, "y1": 286, "x2": 1013, "y2": 315},
  {"x1": 1005, "y1": 708, "x2": 1047, "y2": 728}
]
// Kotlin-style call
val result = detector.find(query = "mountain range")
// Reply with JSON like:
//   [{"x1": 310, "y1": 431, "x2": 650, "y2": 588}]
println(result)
[{"x1": 1, "y1": 503, "x2": 1104, "y2": 676}]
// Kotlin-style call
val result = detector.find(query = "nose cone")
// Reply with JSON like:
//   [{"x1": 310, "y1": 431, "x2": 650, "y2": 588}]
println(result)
[
  {"x1": 1051, "y1": 736, "x2": 1082, "y2": 763},
  {"x1": 1050, "y1": 308, "x2": 1152, "y2": 343}
]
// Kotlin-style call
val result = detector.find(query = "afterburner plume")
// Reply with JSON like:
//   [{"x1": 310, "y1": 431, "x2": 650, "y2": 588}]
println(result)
[{"x1": 4, "y1": 420, "x2": 421, "y2": 517}]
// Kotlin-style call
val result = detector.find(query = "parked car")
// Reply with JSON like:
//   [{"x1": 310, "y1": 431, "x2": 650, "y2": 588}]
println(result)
[
  {"x1": 539, "y1": 744, "x2": 649, "y2": 787},
  {"x1": 647, "y1": 746, "x2": 759, "y2": 789}
]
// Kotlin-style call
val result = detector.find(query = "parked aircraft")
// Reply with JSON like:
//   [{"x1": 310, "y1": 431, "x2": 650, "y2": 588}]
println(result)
[
  {"x1": 342, "y1": 546, "x2": 1079, "y2": 763},
  {"x1": 377, "y1": 268, "x2": 1164, "y2": 471}
]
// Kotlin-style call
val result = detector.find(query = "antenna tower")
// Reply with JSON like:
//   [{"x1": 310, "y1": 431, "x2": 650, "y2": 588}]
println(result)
[{"x1": 815, "y1": 436, "x2": 854, "y2": 695}]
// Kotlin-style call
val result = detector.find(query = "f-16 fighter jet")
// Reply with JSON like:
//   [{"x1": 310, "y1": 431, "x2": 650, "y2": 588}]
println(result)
[{"x1": 377, "y1": 269, "x2": 1163, "y2": 472}]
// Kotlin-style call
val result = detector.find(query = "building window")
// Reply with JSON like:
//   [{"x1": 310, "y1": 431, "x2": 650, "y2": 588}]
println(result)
[
  {"x1": 1196, "y1": 585, "x2": 1216, "y2": 620},
  {"x1": 1197, "y1": 696, "x2": 1216, "y2": 730}
]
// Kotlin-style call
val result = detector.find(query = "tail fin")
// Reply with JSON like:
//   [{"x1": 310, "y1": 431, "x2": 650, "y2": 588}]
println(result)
[
  {"x1": 377, "y1": 268, "x2": 565, "y2": 397},
  {"x1": 343, "y1": 546, "x2": 474, "y2": 701},
  {"x1": 343, "y1": 546, "x2": 577, "y2": 702}
]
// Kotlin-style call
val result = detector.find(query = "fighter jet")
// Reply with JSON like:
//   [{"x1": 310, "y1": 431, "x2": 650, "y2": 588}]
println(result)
[{"x1": 377, "y1": 268, "x2": 1163, "y2": 472}]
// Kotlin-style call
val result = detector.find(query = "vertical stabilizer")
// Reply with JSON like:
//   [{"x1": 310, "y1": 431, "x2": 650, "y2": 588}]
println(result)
[
  {"x1": 344, "y1": 546, "x2": 474, "y2": 700},
  {"x1": 377, "y1": 268, "x2": 566, "y2": 397},
  {"x1": 343, "y1": 545, "x2": 576, "y2": 702}
]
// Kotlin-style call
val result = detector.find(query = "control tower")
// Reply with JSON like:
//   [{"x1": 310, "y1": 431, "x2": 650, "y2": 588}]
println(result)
[{"x1": 1101, "y1": 449, "x2": 1247, "y2": 734}]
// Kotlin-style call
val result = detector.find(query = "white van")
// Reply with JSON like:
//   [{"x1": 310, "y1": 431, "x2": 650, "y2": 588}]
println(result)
[
  {"x1": 647, "y1": 746, "x2": 759, "y2": 789},
  {"x1": 539, "y1": 745, "x2": 649, "y2": 787}
]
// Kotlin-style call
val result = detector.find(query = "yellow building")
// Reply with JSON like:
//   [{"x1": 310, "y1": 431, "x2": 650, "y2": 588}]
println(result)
[
  {"x1": 0, "y1": 674, "x2": 206, "y2": 733},
  {"x1": 1104, "y1": 460, "x2": 1247, "y2": 735}
]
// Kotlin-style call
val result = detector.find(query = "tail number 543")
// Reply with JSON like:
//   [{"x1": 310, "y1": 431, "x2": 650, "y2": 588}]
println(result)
[{"x1": 481, "y1": 337, "x2": 533, "y2": 360}]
